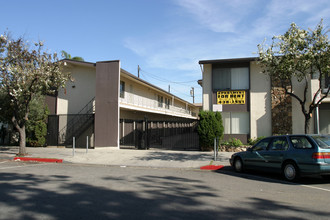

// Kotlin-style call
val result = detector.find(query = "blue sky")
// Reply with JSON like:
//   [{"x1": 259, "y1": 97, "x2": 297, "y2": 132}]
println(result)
[{"x1": 1, "y1": 0, "x2": 329, "y2": 103}]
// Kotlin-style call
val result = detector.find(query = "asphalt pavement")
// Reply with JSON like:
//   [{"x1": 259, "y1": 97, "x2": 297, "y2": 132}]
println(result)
[{"x1": 0, "y1": 146, "x2": 234, "y2": 169}]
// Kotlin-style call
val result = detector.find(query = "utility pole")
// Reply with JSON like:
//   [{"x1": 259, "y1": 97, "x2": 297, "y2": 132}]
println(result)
[
  {"x1": 168, "y1": 85, "x2": 170, "y2": 93},
  {"x1": 190, "y1": 87, "x2": 195, "y2": 103},
  {"x1": 138, "y1": 65, "x2": 140, "y2": 78}
]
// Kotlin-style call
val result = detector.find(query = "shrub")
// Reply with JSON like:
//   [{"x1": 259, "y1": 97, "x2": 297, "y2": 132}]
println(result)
[
  {"x1": 222, "y1": 138, "x2": 243, "y2": 147},
  {"x1": 197, "y1": 110, "x2": 224, "y2": 151},
  {"x1": 26, "y1": 96, "x2": 49, "y2": 147}
]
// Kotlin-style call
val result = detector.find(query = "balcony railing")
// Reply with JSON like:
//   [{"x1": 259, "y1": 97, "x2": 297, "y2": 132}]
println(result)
[{"x1": 119, "y1": 92, "x2": 196, "y2": 118}]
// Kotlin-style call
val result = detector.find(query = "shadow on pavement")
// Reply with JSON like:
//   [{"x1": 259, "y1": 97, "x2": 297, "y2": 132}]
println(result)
[
  {"x1": 0, "y1": 146, "x2": 19, "y2": 159},
  {"x1": 1, "y1": 166, "x2": 330, "y2": 220},
  {"x1": 215, "y1": 166, "x2": 330, "y2": 185},
  {"x1": 135, "y1": 151, "x2": 212, "y2": 162}
]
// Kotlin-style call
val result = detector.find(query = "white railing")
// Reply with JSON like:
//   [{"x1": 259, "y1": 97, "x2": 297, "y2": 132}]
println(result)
[{"x1": 120, "y1": 92, "x2": 194, "y2": 117}]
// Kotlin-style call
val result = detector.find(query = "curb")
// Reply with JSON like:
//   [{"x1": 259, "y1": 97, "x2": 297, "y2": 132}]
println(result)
[
  {"x1": 14, "y1": 157, "x2": 63, "y2": 163},
  {"x1": 200, "y1": 165, "x2": 224, "y2": 170}
]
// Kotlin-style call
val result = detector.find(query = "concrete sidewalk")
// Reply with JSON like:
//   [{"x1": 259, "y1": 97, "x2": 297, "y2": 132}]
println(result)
[{"x1": 0, "y1": 146, "x2": 234, "y2": 169}]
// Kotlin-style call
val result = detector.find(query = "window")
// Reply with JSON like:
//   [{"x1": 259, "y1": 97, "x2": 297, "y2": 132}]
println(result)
[
  {"x1": 319, "y1": 109, "x2": 330, "y2": 134},
  {"x1": 158, "y1": 95, "x2": 163, "y2": 108},
  {"x1": 322, "y1": 72, "x2": 330, "y2": 94},
  {"x1": 253, "y1": 138, "x2": 271, "y2": 151},
  {"x1": 120, "y1": 81, "x2": 125, "y2": 98},
  {"x1": 313, "y1": 71, "x2": 329, "y2": 94},
  {"x1": 165, "y1": 98, "x2": 171, "y2": 109},
  {"x1": 268, "y1": 137, "x2": 289, "y2": 151},
  {"x1": 311, "y1": 136, "x2": 330, "y2": 149},
  {"x1": 290, "y1": 136, "x2": 313, "y2": 149},
  {"x1": 213, "y1": 67, "x2": 249, "y2": 90},
  {"x1": 222, "y1": 112, "x2": 249, "y2": 134}
]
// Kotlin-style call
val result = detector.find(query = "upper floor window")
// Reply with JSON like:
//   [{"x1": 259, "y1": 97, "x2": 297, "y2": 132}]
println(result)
[
  {"x1": 165, "y1": 98, "x2": 171, "y2": 109},
  {"x1": 212, "y1": 67, "x2": 249, "y2": 90},
  {"x1": 158, "y1": 95, "x2": 163, "y2": 108},
  {"x1": 120, "y1": 81, "x2": 125, "y2": 98}
]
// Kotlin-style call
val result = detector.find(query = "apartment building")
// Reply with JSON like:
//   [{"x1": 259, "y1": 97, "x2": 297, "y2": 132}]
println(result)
[
  {"x1": 199, "y1": 57, "x2": 330, "y2": 144},
  {"x1": 46, "y1": 59, "x2": 199, "y2": 149}
]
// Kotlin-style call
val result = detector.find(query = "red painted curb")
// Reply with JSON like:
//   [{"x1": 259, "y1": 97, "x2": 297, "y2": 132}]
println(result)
[
  {"x1": 14, "y1": 157, "x2": 63, "y2": 163},
  {"x1": 200, "y1": 165, "x2": 224, "y2": 170}
]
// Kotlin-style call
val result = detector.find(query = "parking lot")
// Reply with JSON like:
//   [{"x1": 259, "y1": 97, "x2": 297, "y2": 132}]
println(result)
[{"x1": 1, "y1": 160, "x2": 330, "y2": 220}]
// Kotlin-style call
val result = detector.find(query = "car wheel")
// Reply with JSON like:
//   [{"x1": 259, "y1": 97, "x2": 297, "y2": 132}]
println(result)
[
  {"x1": 234, "y1": 157, "x2": 244, "y2": 173},
  {"x1": 283, "y1": 162, "x2": 299, "y2": 181}
]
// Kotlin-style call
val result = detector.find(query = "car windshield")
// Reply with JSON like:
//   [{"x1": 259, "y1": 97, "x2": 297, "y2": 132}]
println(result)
[{"x1": 311, "y1": 136, "x2": 330, "y2": 149}]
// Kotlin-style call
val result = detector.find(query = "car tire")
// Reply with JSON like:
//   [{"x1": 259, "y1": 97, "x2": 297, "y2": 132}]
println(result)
[
  {"x1": 234, "y1": 157, "x2": 244, "y2": 173},
  {"x1": 283, "y1": 162, "x2": 300, "y2": 181}
]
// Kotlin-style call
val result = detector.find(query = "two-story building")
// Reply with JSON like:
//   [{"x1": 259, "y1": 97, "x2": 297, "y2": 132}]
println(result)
[
  {"x1": 46, "y1": 59, "x2": 199, "y2": 149},
  {"x1": 199, "y1": 57, "x2": 330, "y2": 144}
]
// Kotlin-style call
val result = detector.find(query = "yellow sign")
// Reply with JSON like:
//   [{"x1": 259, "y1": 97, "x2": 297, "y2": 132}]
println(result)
[{"x1": 217, "y1": 91, "x2": 245, "y2": 104}]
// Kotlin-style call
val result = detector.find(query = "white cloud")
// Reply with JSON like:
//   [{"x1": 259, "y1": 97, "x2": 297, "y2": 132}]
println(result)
[
  {"x1": 124, "y1": 0, "x2": 330, "y2": 82},
  {"x1": 252, "y1": 0, "x2": 330, "y2": 39},
  {"x1": 173, "y1": 0, "x2": 259, "y2": 33}
]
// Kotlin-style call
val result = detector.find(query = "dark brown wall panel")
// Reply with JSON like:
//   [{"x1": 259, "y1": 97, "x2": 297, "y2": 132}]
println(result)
[
  {"x1": 45, "y1": 95, "x2": 57, "y2": 115},
  {"x1": 95, "y1": 61, "x2": 120, "y2": 147}
]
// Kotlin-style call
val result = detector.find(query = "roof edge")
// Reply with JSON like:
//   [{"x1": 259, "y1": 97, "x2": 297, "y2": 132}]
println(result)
[
  {"x1": 61, "y1": 59, "x2": 95, "y2": 67},
  {"x1": 199, "y1": 57, "x2": 258, "y2": 65},
  {"x1": 121, "y1": 69, "x2": 195, "y2": 106}
]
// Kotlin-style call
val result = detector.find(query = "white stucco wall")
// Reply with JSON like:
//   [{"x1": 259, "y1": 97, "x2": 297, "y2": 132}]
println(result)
[
  {"x1": 119, "y1": 74, "x2": 198, "y2": 119},
  {"x1": 249, "y1": 61, "x2": 272, "y2": 138},
  {"x1": 57, "y1": 65, "x2": 96, "y2": 115},
  {"x1": 202, "y1": 64, "x2": 212, "y2": 111},
  {"x1": 291, "y1": 77, "x2": 318, "y2": 134}
]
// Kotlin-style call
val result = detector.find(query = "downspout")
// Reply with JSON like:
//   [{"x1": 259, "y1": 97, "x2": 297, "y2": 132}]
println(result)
[
  {"x1": 199, "y1": 64, "x2": 204, "y2": 110},
  {"x1": 314, "y1": 106, "x2": 320, "y2": 134}
]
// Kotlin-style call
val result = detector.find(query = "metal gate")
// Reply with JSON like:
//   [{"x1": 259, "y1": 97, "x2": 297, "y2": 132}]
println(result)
[
  {"x1": 120, "y1": 118, "x2": 200, "y2": 151},
  {"x1": 47, "y1": 115, "x2": 59, "y2": 146},
  {"x1": 47, "y1": 114, "x2": 94, "y2": 147}
]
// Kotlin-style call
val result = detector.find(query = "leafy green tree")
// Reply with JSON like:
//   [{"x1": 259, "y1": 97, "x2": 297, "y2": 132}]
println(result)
[
  {"x1": 61, "y1": 50, "x2": 84, "y2": 61},
  {"x1": 0, "y1": 32, "x2": 70, "y2": 155},
  {"x1": 197, "y1": 110, "x2": 224, "y2": 151},
  {"x1": 26, "y1": 96, "x2": 49, "y2": 147},
  {"x1": 258, "y1": 20, "x2": 329, "y2": 133}
]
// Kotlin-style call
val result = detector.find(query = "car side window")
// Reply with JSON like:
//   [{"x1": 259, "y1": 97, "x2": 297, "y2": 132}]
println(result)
[
  {"x1": 290, "y1": 136, "x2": 313, "y2": 149},
  {"x1": 253, "y1": 138, "x2": 271, "y2": 151},
  {"x1": 268, "y1": 137, "x2": 289, "y2": 151}
]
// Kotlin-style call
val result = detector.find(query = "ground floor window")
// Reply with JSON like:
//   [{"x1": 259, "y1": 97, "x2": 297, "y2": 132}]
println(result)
[
  {"x1": 319, "y1": 108, "x2": 330, "y2": 134},
  {"x1": 222, "y1": 112, "x2": 249, "y2": 134}
]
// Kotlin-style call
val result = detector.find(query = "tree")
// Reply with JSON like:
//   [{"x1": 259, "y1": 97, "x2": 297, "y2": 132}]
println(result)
[
  {"x1": 0, "y1": 32, "x2": 70, "y2": 155},
  {"x1": 61, "y1": 50, "x2": 84, "y2": 61},
  {"x1": 258, "y1": 20, "x2": 330, "y2": 134},
  {"x1": 197, "y1": 110, "x2": 224, "y2": 151}
]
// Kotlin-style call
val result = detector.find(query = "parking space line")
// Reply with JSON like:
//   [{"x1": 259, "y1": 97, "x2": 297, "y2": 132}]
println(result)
[{"x1": 301, "y1": 185, "x2": 330, "y2": 192}]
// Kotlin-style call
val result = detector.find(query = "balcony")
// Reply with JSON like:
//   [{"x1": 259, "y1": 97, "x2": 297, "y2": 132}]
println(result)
[{"x1": 119, "y1": 92, "x2": 197, "y2": 119}]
